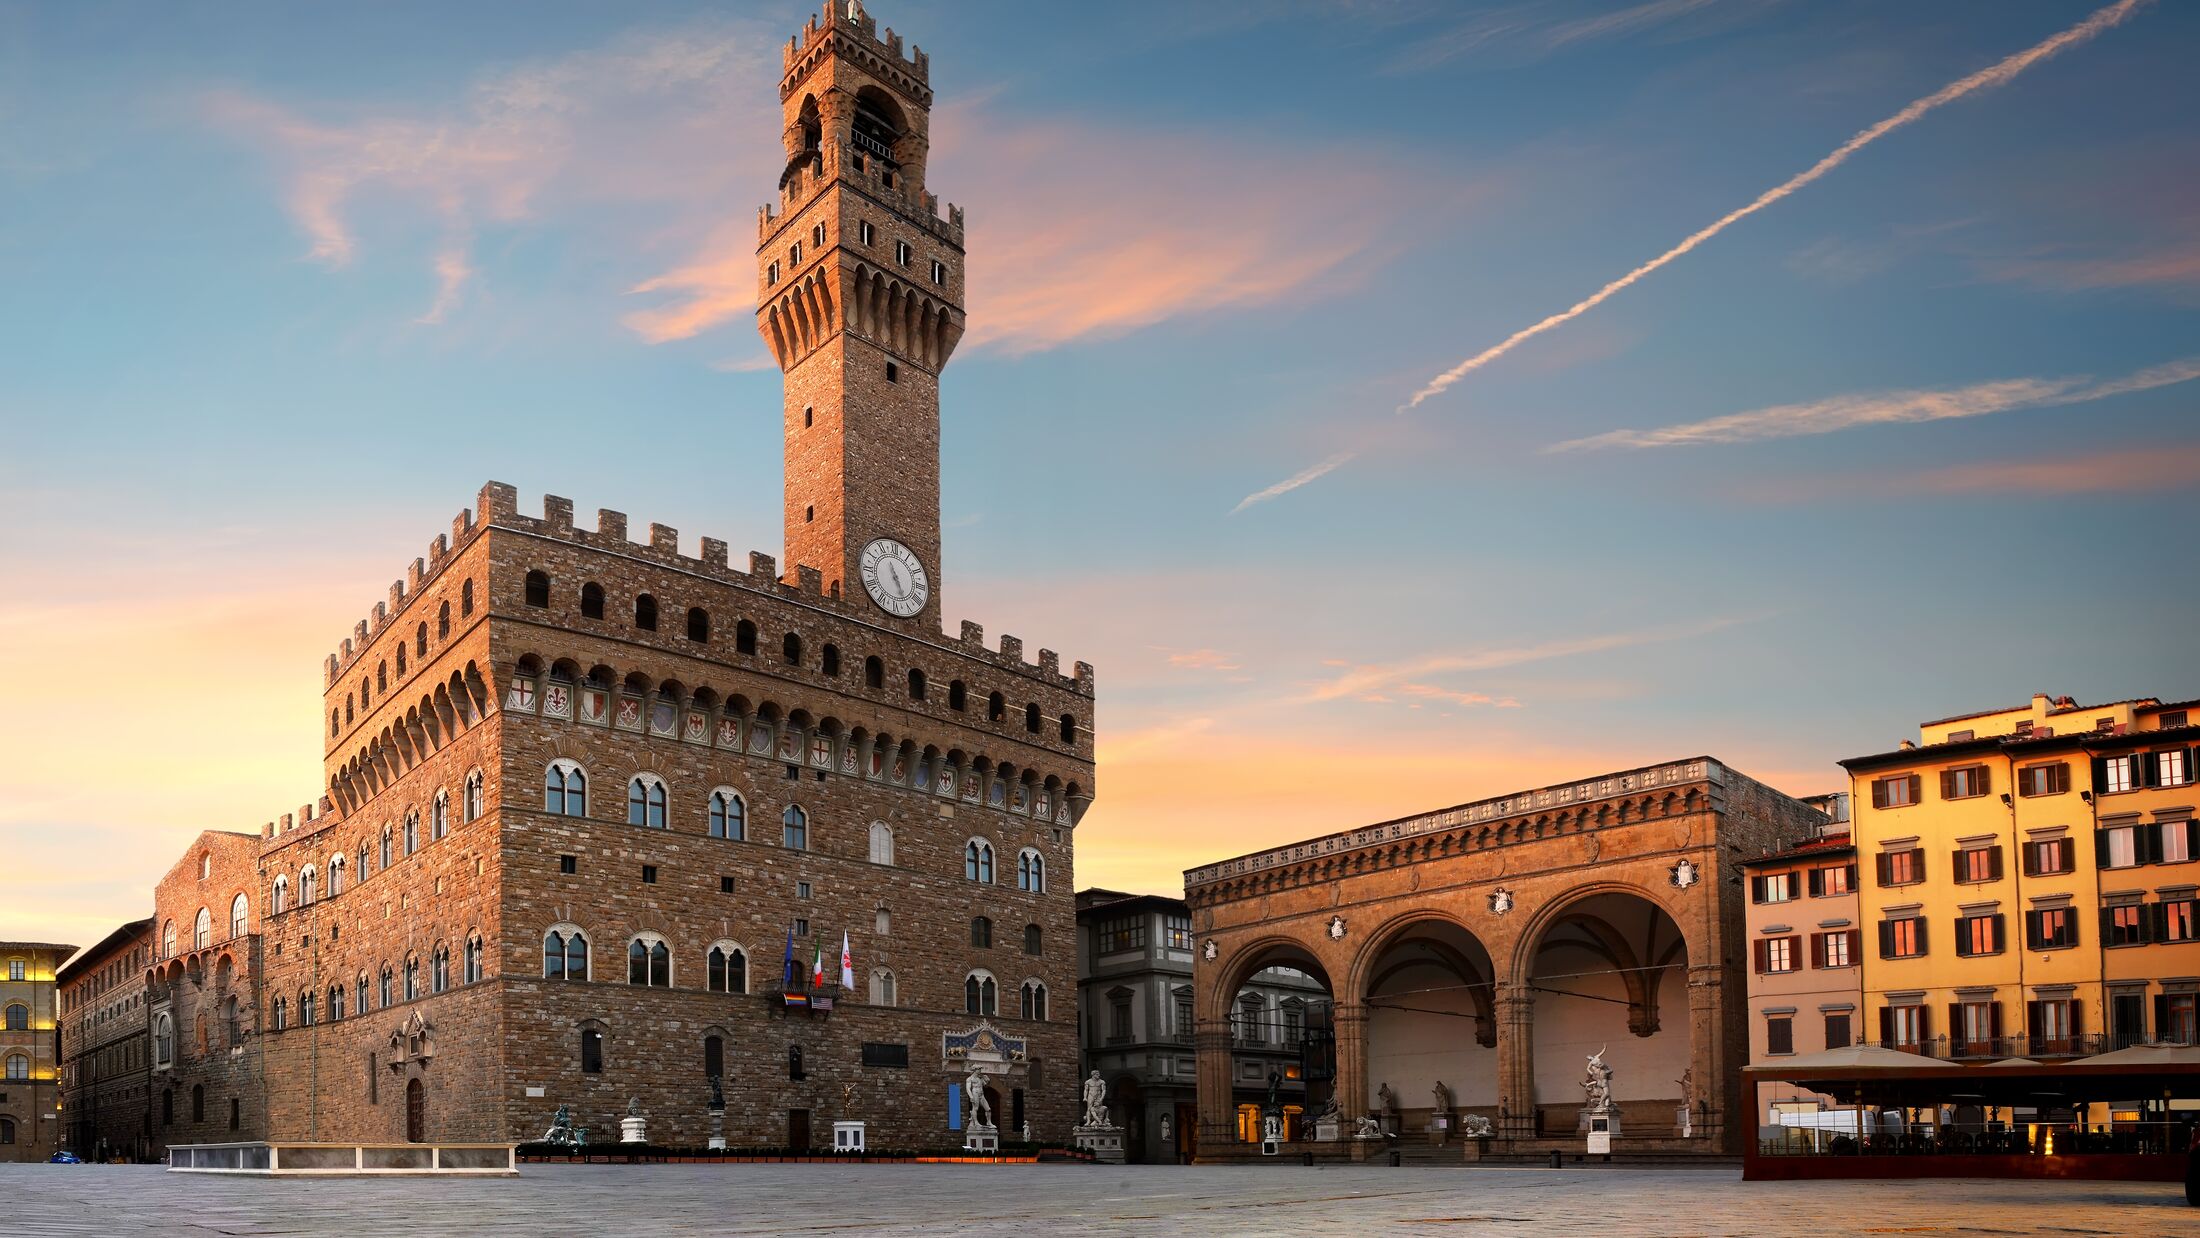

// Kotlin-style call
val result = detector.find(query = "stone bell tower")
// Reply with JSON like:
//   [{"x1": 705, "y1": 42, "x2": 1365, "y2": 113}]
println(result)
[{"x1": 759, "y1": 1, "x2": 965, "y2": 629}]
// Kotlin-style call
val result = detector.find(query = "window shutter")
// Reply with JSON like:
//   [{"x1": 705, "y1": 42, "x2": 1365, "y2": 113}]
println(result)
[
  {"x1": 1846, "y1": 863, "x2": 1858, "y2": 889},
  {"x1": 1871, "y1": 778, "x2": 1888, "y2": 809},
  {"x1": 1751, "y1": 940, "x2": 1766, "y2": 972},
  {"x1": 1847, "y1": 929, "x2": 1862, "y2": 962},
  {"x1": 2071, "y1": 999, "x2": 2083, "y2": 1037},
  {"x1": 1877, "y1": 921, "x2": 1894, "y2": 959},
  {"x1": 2141, "y1": 752, "x2": 2160, "y2": 788},
  {"x1": 1808, "y1": 932, "x2": 1822, "y2": 969},
  {"x1": 1940, "y1": 769, "x2": 1956, "y2": 799},
  {"x1": 2147, "y1": 902, "x2": 2168, "y2": 943},
  {"x1": 2096, "y1": 830, "x2": 2112, "y2": 868},
  {"x1": 2051, "y1": 763, "x2": 2070, "y2": 794},
  {"x1": 1952, "y1": 850, "x2": 1967, "y2": 884},
  {"x1": 1906, "y1": 774, "x2": 1922, "y2": 805},
  {"x1": 1749, "y1": 875, "x2": 1766, "y2": 903},
  {"x1": 1918, "y1": 1004, "x2": 1931, "y2": 1044},
  {"x1": 1807, "y1": 867, "x2": 1823, "y2": 898},
  {"x1": 2098, "y1": 906, "x2": 2115, "y2": 942},
  {"x1": 1879, "y1": 1006, "x2": 1894, "y2": 1048},
  {"x1": 2025, "y1": 910, "x2": 2041, "y2": 951},
  {"x1": 2027, "y1": 1000, "x2": 2043, "y2": 1042},
  {"x1": 1991, "y1": 913, "x2": 2006, "y2": 953},
  {"x1": 2091, "y1": 757, "x2": 2109, "y2": 792},
  {"x1": 1915, "y1": 918, "x2": 1928, "y2": 955},
  {"x1": 2156, "y1": 994, "x2": 2170, "y2": 1040},
  {"x1": 1988, "y1": 846, "x2": 2004, "y2": 881},
  {"x1": 2022, "y1": 843, "x2": 2039, "y2": 878},
  {"x1": 1876, "y1": 853, "x2": 1893, "y2": 886},
  {"x1": 2140, "y1": 824, "x2": 2164, "y2": 866},
  {"x1": 1990, "y1": 1001, "x2": 2004, "y2": 1043},
  {"x1": 1787, "y1": 934, "x2": 1803, "y2": 969},
  {"x1": 2187, "y1": 820, "x2": 2200, "y2": 858}
]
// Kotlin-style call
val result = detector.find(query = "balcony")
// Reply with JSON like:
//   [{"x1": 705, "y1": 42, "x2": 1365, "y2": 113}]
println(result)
[
  {"x1": 851, "y1": 129, "x2": 894, "y2": 163},
  {"x1": 1868, "y1": 1034, "x2": 2108, "y2": 1060}
]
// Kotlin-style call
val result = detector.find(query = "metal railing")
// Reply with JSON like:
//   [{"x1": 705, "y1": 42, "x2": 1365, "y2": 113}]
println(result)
[
  {"x1": 1760, "y1": 1121, "x2": 2188, "y2": 1158},
  {"x1": 1865, "y1": 1034, "x2": 2109, "y2": 1059}
]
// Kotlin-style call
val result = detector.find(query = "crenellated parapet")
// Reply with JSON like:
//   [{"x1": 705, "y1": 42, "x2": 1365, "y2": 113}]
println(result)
[
  {"x1": 780, "y1": 1, "x2": 930, "y2": 102},
  {"x1": 759, "y1": 137, "x2": 964, "y2": 248},
  {"x1": 326, "y1": 505, "x2": 484, "y2": 685}
]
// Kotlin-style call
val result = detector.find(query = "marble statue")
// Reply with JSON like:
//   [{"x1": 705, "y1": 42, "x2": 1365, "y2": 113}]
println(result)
[
  {"x1": 628, "y1": 1096, "x2": 642, "y2": 1118},
  {"x1": 1315, "y1": 1094, "x2": 1342, "y2": 1123},
  {"x1": 1081, "y1": 1070, "x2": 1110, "y2": 1129},
  {"x1": 963, "y1": 1068, "x2": 993, "y2": 1127},
  {"x1": 1676, "y1": 1067, "x2": 1694, "y2": 1109},
  {"x1": 1431, "y1": 1080, "x2": 1454, "y2": 1113},
  {"x1": 1377, "y1": 1081, "x2": 1399, "y2": 1114},
  {"x1": 1353, "y1": 1115, "x2": 1381, "y2": 1138},
  {"x1": 1582, "y1": 1047, "x2": 1614, "y2": 1113},
  {"x1": 1459, "y1": 1113, "x2": 1494, "y2": 1138},
  {"x1": 620, "y1": 1096, "x2": 649, "y2": 1144}
]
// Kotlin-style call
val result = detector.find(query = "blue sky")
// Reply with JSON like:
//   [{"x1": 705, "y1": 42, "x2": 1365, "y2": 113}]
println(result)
[{"x1": 4, "y1": 0, "x2": 2197, "y2": 943}]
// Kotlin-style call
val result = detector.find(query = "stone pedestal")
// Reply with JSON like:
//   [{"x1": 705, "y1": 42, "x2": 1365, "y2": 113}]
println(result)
[
  {"x1": 1073, "y1": 1125, "x2": 1125, "y2": 1164},
  {"x1": 707, "y1": 1110, "x2": 726, "y2": 1151},
  {"x1": 1675, "y1": 1106, "x2": 1693, "y2": 1138},
  {"x1": 620, "y1": 1116, "x2": 648, "y2": 1145},
  {"x1": 1314, "y1": 1120, "x2": 1341, "y2": 1142},
  {"x1": 1576, "y1": 1107, "x2": 1621, "y2": 1137},
  {"x1": 964, "y1": 1122, "x2": 999, "y2": 1153},
  {"x1": 833, "y1": 1121, "x2": 866, "y2": 1153}
]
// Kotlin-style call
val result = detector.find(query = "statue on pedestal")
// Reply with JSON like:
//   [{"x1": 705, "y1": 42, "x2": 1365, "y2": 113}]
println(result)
[
  {"x1": 1080, "y1": 1070, "x2": 1111, "y2": 1129},
  {"x1": 1264, "y1": 1068, "x2": 1283, "y2": 1115},
  {"x1": 1581, "y1": 1047, "x2": 1614, "y2": 1113},
  {"x1": 963, "y1": 1068, "x2": 994, "y2": 1127},
  {"x1": 1459, "y1": 1113, "x2": 1494, "y2": 1138},
  {"x1": 1377, "y1": 1081, "x2": 1399, "y2": 1115},
  {"x1": 620, "y1": 1096, "x2": 649, "y2": 1145},
  {"x1": 541, "y1": 1106, "x2": 587, "y2": 1147},
  {"x1": 1431, "y1": 1080, "x2": 1454, "y2": 1114},
  {"x1": 1353, "y1": 1114, "x2": 1381, "y2": 1138}
]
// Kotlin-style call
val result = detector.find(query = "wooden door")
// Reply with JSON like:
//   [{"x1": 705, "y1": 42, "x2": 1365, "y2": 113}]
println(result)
[
  {"x1": 405, "y1": 1079, "x2": 425, "y2": 1143},
  {"x1": 788, "y1": 1108, "x2": 811, "y2": 1150}
]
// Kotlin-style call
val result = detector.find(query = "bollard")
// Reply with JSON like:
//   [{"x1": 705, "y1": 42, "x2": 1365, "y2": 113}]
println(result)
[
  {"x1": 1549, "y1": 1150, "x2": 1562, "y2": 1169},
  {"x1": 1389, "y1": 1149, "x2": 1401, "y2": 1167},
  {"x1": 1302, "y1": 1150, "x2": 1314, "y2": 1167}
]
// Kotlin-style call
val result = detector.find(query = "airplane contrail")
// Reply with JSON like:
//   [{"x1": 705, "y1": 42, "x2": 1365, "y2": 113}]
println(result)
[{"x1": 1397, "y1": 0, "x2": 2153, "y2": 413}]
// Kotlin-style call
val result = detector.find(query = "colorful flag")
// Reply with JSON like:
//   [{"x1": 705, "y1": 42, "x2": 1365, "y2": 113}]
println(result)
[
  {"x1": 839, "y1": 931, "x2": 855, "y2": 990},
  {"x1": 811, "y1": 940, "x2": 825, "y2": 989},
  {"x1": 781, "y1": 924, "x2": 796, "y2": 989}
]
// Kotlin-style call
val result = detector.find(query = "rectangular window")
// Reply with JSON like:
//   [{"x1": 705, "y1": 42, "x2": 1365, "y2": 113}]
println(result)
[
  {"x1": 2156, "y1": 822, "x2": 2191, "y2": 861},
  {"x1": 1756, "y1": 936, "x2": 1796, "y2": 973},
  {"x1": 1878, "y1": 849, "x2": 1923, "y2": 886},
  {"x1": 1948, "y1": 729, "x2": 1975, "y2": 742},
  {"x1": 797, "y1": 882, "x2": 812, "y2": 899},
  {"x1": 895, "y1": 240, "x2": 912, "y2": 266},
  {"x1": 793, "y1": 917, "x2": 809, "y2": 939},
  {"x1": 1872, "y1": 774, "x2": 1921, "y2": 809},
  {"x1": 2024, "y1": 837, "x2": 2072, "y2": 876},
  {"x1": 1956, "y1": 1001, "x2": 1998, "y2": 1055},
  {"x1": 559, "y1": 854, "x2": 578, "y2": 875},
  {"x1": 860, "y1": 1042, "x2": 910, "y2": 1069},
  {"x1": 1766, "y1": 1016, "x2": 1794, "y2": 1056},
  {"x1": 2102, "y1": 826, "x2": 2138, "y2": 870},
  {"x1": 2165, "y1": 995, "x2": 2198, "y2": 1046},
  {"x1": 1816, "y1": 930, "x2": 1854, "y2": 968},
  {"x1": 1956, "y1": 846, "x2": 2001, "y2": 883},
  {"x1": 2102, "y1": 754, "x2": 2140, "y2": 794},
  {"x1": 930, "y1": 259, "x2": 946, "y2": 286},
  {"x1": 1890, "y1": 1005, "x2": 1926, "y2": 1050},
  {"x1": 1751, "y1": 872, "x2": 1798, "y2": 904},
  {"x1": 766, "y1": 260, "x2": 780, "y2": 286},
  {"x1": 2032, "y1": 998, "x2": 2074, "y2": 1050},
  {"x1": 2018, "y1": 763, "x2": 2070, "y2": 797},
  {"x1": 1163, "y1": 915, "x2": 1193, "y2": 950},
  {"x1": 1097, "y1": 917, "x2": 1147, "y2": 954},
  {"x1": 859, "y1": 221, "x2": 875, "y2": 245},
  {"x1": 581, "y1": 1029, "x2": 603, "y2": 1074},
  {"x1": 721, "y1": 875, "x2": 736, "y2": 894},
  {"x1": 1941, "y1": 765, "x2": 1990, "y2": 800},
  {"x1": 2165, "y1": 900, "x2": 2198, "y2": 943},
  {"x1": 790, "y1": 240, "x2": 802, "y2": 265},
  {"x1": 2161, "y1": 711, "x2": 2189, "y2": 729},
  {"x1": 1809, "y1": 864, "x2": 1854, "y2": 897},
  {"x1": 2161, "y1": 750, "x2": 2192, "y2": 788},
  {"x1": 1956, "y1": 913, "x2": 2003, "y2": 957},
  {"x1": 884, "y1": 360, "x2": 898, "y2": 383},
  {"x1": 1881, "y1": 917, "x2": 1926, "y2": 959},
  {"x1": 2107, "y1": 903, "x2": 2148, "y2": 947},
  {"x1": 1824, "y1": 1012, "x2": 1852, "y2": 1050},
  {"x1": 641, "y1": 865, "x2": 657, "y2": 885},
  {"x1": 2027, "y1": 906, "x2": 2078, "y2": 950}
]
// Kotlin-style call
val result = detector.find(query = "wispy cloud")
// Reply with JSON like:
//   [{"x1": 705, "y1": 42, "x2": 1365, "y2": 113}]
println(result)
[
  {"x1": 413, "y1": 244, "x2": 476, "y2": 324},
  {"x1": 1737, "y1": 443, "x2": 2200, "y2": 503},
  {"x1": 1549, "y1": 354, "x2": 2200, "y2": 451},
  {"x1": 1984, "y1": 241, "x2": 2200, "y2": 298},
  {"x1": 627, "y1": 104, "x2": 1446, "y2": 353},
  {"x1": 1161, "y1": 647, "x2": 1244, "y2": 672},
  {"x1": 1391, "y1": 0, "x2": 1772, "y2": 73},
  {"x1": 1231, "y1": 451, "x2": 1357, "y2": 514},
  {"x1": 1300, "y1": 616, "x2": 1754, "y2": 705},
  {"x1": 1397, "y1": 0, "x2": 2152, "y2": 411}
]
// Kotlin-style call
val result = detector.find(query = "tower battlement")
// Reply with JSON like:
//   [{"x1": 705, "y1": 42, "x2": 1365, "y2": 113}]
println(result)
[
  {"x1": 782, "y1": 1, "x2": 930, "y2": 99},
  {"x1": 323, "y1": 482, "x2": 1092, "y2": 698},
  {"x1": 757, "y1": 137, "x2": 964, "y2": 246}
]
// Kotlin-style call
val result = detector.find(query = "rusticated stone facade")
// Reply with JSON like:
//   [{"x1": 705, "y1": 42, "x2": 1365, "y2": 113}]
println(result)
[
  {"x1": 1185, "y1": 759, "x2": 1829, "y2": 1160},
  {"x1": 140, "y1": 1, "x2": 1094, "y2": 1154},
  {"x1": 57, "y1": 918, "x2": 155, "y2": 1160}
]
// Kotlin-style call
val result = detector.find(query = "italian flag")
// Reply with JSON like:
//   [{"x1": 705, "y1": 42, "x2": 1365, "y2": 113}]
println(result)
[{"x1": 811, "y1": 941, "x2": 825, "y2": 989}]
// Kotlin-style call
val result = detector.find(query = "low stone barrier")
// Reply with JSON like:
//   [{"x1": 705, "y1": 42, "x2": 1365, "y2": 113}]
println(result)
[{"x1": 168, "y1": 1142, "x2": 517, "y2": 1175}]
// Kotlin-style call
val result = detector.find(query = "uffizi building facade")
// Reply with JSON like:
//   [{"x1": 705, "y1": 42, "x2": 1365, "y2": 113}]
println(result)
[{"x1": 71, "y1": 1, "x2": 1094, "y2": 1154}]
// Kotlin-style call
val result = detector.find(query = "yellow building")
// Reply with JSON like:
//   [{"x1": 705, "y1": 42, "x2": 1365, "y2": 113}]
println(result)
[
  {"x1": 0, "y1": 943, "x2": 78, "y2": 1162},
  {"x1": 1843, "y1": 693, "x2": 2199, "y2": 1065}
]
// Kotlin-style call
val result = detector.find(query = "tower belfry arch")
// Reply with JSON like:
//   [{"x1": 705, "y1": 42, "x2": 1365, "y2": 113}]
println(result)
[{"x1": 760, "y1": 0, "x2": 964, "y2": 626}]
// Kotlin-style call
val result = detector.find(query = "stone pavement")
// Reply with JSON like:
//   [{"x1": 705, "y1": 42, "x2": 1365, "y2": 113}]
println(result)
[{"x1": 5, "y1": 1162, "x2": 2197, "y2": 1236}]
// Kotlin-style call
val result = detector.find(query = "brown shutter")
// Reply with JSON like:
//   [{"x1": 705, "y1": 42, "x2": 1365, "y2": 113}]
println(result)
[
  {"x1": 1915, "y1": 918, "x2": 1928, "y2": 955},
  {"x1": 1952, "y1": 849, "x2": 1967, "y2": 884},
  {"x1": 1752, "y1": 939, "x2": 1768, "y2": 973},
  {"x1": 1992, "y1": 913, "x2": 2006, "y2": 953},
  {"x1": 2022, "y1": 842, "x2": 2038, "y2": 878},
  {"x1": 1876, "y1": 853, "x2": 1893, "y2": 886},
  {"x1": 1907, "y1": 774, "x2": 1922, "y2": 805},
  {"x1": 2051, "y1": 763, "x2": 2070, "y2": 794},
  {"x1": 1879, "y1": 1006, "x2": 1894, "y2": 1048},
  {"x1": 1877, "y1": 921, "x2": 1894, "y2": 958},
  {"x1": 2071, "y1": 999, "x2": 2084, "y2": 1037},
  {"x1": 1847, "y1": 929, "x2": 1862, "y2": 963},
  {"x1": 1871, "y1": 778, "x2": 1889, "y2": 810},
  {"x1": 1807, "y1": 866, "x2": 1823, "y2": 897},
  {"x1": 1988, "y1": 846, "x2": 2004, "y2": 881},
  {"x1": 1940, "y1": 769, "x2": 1956, "y2": 799},
  {"x1": 2027, "y1": 1000, "x2": 2042, "y2": 1042},
  {"x1": 1990, "y1": 1001, "x2": 2004, "y2": 1050},
  {"x1": 1787, "y1": 935, "x2": 1803, "y2": 970}
]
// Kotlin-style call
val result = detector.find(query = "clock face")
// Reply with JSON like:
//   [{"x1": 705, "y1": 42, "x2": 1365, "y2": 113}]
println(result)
[{"x1": 859, "y1": 538, "x2": 929, "y2": 618}]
